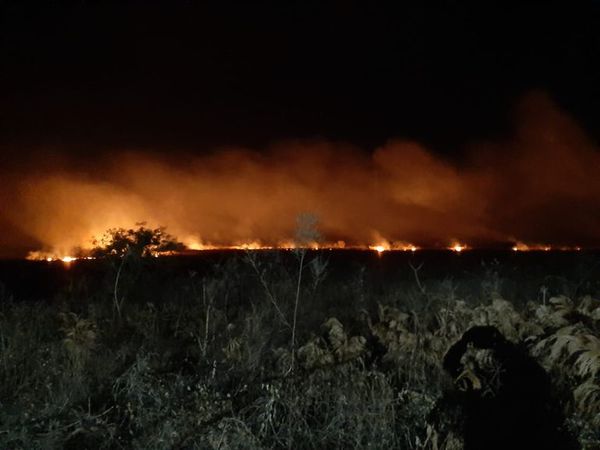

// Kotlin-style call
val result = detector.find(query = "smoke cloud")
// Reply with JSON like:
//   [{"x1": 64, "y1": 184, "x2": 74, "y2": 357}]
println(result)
[{"x1": 1, "y1": 91, "x2": 599, "y2": 257}]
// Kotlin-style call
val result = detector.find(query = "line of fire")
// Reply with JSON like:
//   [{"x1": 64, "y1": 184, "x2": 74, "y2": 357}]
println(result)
[{"x1": 25, "y1": 240, "x2": 585, "y2": 264}]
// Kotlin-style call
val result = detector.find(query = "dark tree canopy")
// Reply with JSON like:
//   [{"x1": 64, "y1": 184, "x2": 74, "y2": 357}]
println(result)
[{"x1": 91, "y1": 224, "x2": 184, "y2": 258}]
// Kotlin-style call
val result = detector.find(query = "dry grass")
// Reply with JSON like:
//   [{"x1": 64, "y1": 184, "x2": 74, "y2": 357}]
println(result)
[{"x1": 0, "y1": 253, "x2": 598, "y2": 449}]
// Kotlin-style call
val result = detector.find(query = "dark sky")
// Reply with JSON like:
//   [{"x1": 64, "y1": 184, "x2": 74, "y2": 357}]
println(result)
[
  {"x1": 2, "y1": 1, "x2": 600, "y2": 257},
  {"x1": 2, "y1": 1, "x2": 599, "y2": 157}
]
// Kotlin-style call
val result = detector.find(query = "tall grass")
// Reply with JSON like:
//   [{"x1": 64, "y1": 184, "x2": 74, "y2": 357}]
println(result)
[{"x1": 0, "y1": 253, "x2": 598, "y2": 449}]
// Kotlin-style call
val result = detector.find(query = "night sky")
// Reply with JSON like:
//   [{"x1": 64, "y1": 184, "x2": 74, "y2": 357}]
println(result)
[
  {"x1": 2, "y1": 1, "x2": 599, "y2": 153},
  {"x1": 1, "y1": 1, "x2": 600, "y2": 257}
]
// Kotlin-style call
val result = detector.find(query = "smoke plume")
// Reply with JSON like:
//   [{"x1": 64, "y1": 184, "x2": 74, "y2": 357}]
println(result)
[{"x1": 1, "y1": 92, "x2": 599, "y2": 257}]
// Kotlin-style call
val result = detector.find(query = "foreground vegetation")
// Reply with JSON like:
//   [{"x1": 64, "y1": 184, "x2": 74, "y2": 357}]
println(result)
[{"x1": 1, "y1": 247, "x2": 599, "y2": 449}]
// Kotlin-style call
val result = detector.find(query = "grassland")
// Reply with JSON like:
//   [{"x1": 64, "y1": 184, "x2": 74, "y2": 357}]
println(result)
[{"x1": 1, "y1": 250, "x2": 599, "y2": 449}]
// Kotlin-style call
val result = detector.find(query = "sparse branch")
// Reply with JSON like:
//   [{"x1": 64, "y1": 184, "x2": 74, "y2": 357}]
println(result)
[
  {"x1": 113, "y1": 248, "x2": 129, "y2": 320},
  {"x1": 287, "y1": 212, "x2": 322, "y2": 374},
  {"x1": 309, "y1": 255, "x2": 329, "y2": 294},
  {"x1": 409, "y1": 261, "x2": 426, "y2": 295},
  {"x1": 199, "y1": 279, "x2": 214, "y2": 357},
  {"x1": 289, "y1": 248, "x2": 306, "y2": 373},
  {"x1": 245, "y1": 251, "x2": 291, "y2": 329}
]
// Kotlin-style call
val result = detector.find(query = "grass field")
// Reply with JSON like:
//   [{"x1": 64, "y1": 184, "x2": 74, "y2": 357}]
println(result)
[{"x1": 1, "y1": 250, "x2": 599, "y2": 449}]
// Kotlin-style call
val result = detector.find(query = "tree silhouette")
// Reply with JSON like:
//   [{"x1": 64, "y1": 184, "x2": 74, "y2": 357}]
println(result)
[{"x1": 91, "y1": 223, "x2": 184, "y2": 258}]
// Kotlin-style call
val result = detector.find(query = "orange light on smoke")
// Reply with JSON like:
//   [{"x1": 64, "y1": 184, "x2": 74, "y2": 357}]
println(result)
[
  {"x1": 9, "y1": 94, "x2": 600, "y2": 262},
  {"x1": 369, "y1": 240, "x2": 418, "y2": 253},
  {"x1": 512, "y1": 242, "x2": 536, "y2": 251},
  {"x1": 451, "y1": 243, "x2": 466, "y2": 252},
  {"x1": 510, "y1": 242, "x2": 576, "y2": 252}
]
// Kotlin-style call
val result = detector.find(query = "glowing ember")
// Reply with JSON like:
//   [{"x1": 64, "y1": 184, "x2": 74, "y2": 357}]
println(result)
[
  {"x1": 26, "y1": 250, "x2": 98, "y2": 262},
  {"x1": 368, "y1": 236, "x2": 418, "y2": 253},
  {"x1": 451, "y1": 243, "x2": 466, "y2": 252},
  {"x1": 510, "y1": 242, "x2": 581, "y2": 252},
  {"x1": 23, "y1": 238, "x2": 587, "y2": 261},
  {"x1": 512, "y1": 242, "x2": 542, "y2": 252}
]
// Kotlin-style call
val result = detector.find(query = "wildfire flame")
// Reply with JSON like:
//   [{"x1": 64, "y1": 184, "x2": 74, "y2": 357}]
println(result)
[
  {"x1": 451, "y1": 243, "x2": 467, "y2": 252},
  {"x1": 26, "y1": 250, "x2": 95, "y2": 263},
  {"x1": 4, "y1": 93, "x2": 600, "y2": 260},
  {"x1": 25, "y1": 233, "x2": 592, "y2": 262},
  {"x1": 367, "y1": 235, "x2": 419, "y2": 253},
  {"x1": 24, "y1": 238, "x2": 587, "y2": 263},
  {"x1": 511, "y1": 242, "x2": 581, "y2": 252}
]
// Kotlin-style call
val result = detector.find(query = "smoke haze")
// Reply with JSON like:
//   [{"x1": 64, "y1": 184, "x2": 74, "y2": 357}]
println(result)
[{"x1": 1, "y1": 92, "x2": 599, "y2": 257}]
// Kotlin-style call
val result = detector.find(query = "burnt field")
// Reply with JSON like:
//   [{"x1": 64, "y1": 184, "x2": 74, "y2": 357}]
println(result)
[{"x1": 1, "y1": 250, "x2": 599, "y2": 449}]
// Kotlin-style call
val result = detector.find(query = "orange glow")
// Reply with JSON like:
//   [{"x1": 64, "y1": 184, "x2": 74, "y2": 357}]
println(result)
[
  {"x1": 512, "y1": 242, "x2": 529, "y2": 252},
  {"x1": 451, "y1": 243, "x2": 467, "y2": 252},
  {"x1": 27, "y1": 251, "x2": 91, "y2": 263},
  {"x1": 22, "y1": 240, "x2": 589, "y2": 261},
  {"x1": 26, "y1": 238, "x2": 422, "y2": 260},
  {"x1": 510, "y1": 242, "x2": 581, "y2": 252},
  {"x1": 6, "y1": 93, "x2": 600, "y2": 258},
  {"x1": 368, "y1": 240, "x2": 420, "y2": 253}
]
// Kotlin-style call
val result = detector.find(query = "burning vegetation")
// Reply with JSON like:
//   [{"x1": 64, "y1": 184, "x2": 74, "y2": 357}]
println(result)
[{"x1": 3, "y1": 92, "x2": 600, "y2": 260}]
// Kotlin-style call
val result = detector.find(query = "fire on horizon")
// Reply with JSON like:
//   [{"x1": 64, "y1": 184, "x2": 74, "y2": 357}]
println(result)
[
  {"x1": 4, "y1": 93, "x2": 600, "y2": 261},
  {"x1": 26, "y1": 243, "x2": 585, "y2": 265},
  {"x1": 1, "y1": 3, "x2": 600, "y2": 261}
]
